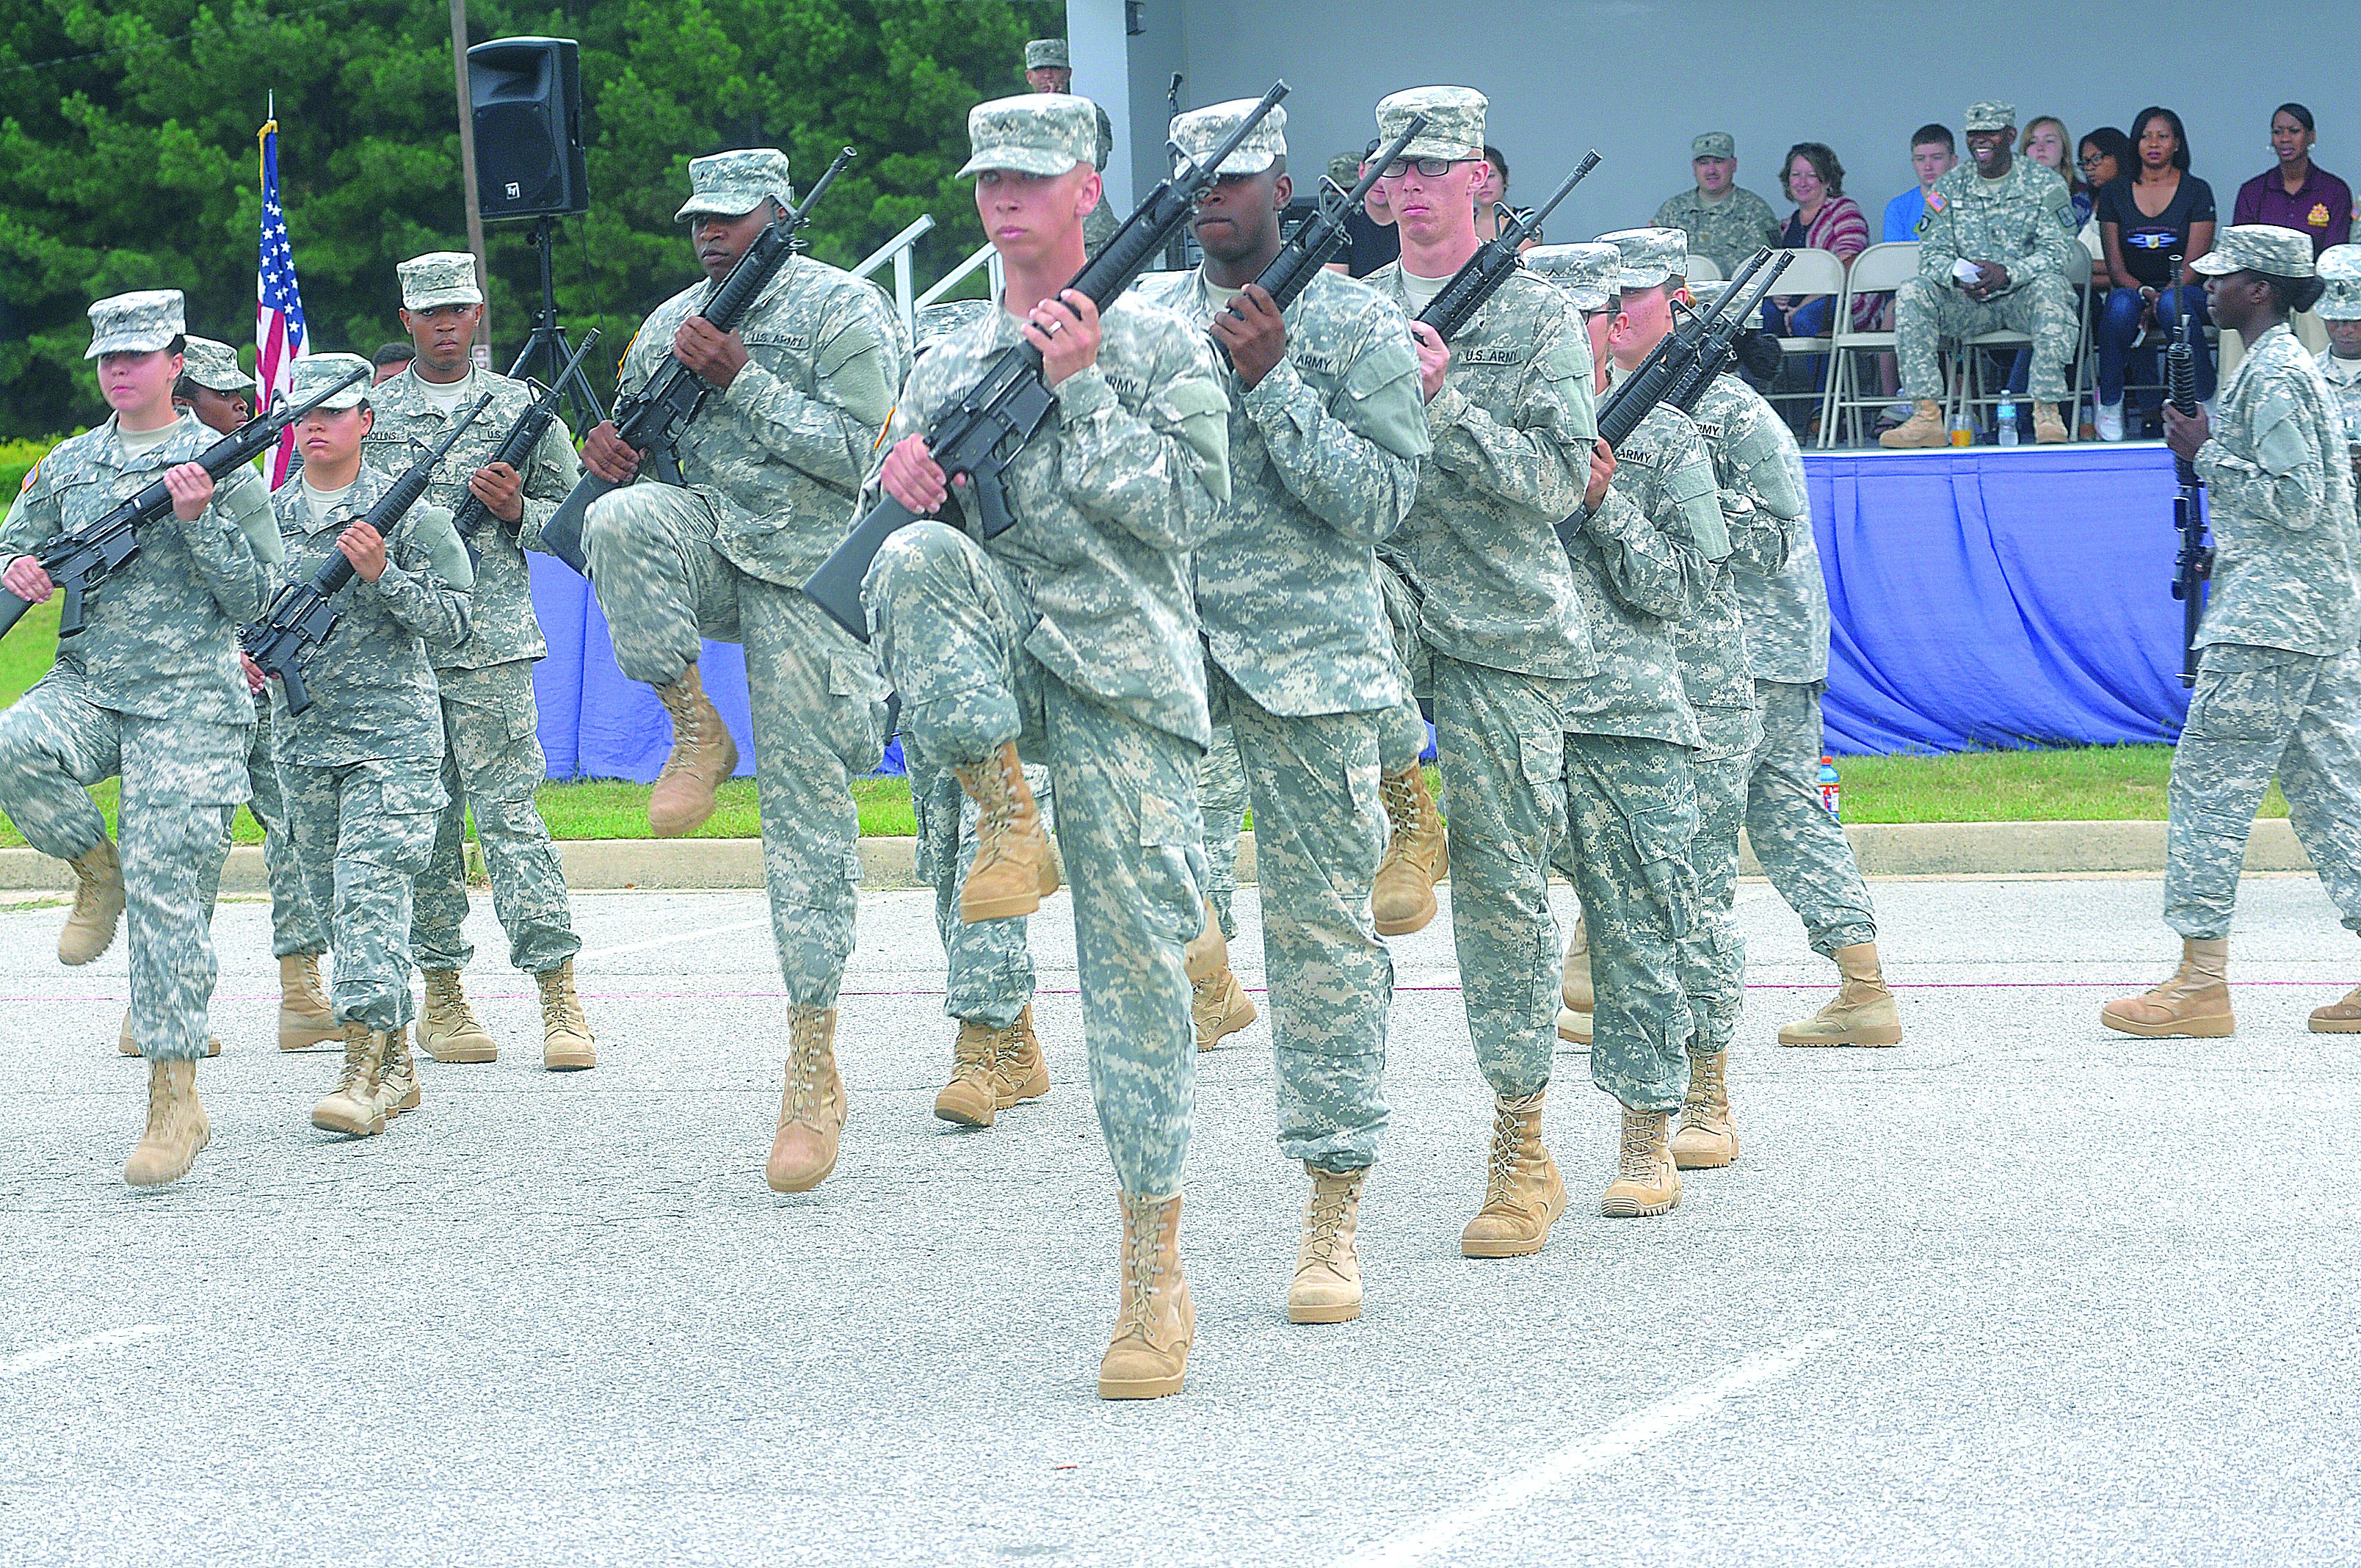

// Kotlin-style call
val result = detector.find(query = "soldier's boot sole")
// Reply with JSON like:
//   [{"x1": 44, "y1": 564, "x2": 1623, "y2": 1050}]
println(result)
[
  {"x1": 1371, "y1": 886, "x2": 1438, "y2": 939},
  {"x1": 1600, "y1": 1179, "x2": 1683, "y2": 1219},
  {"x1": 1285, "y1": 1293, "x2": 1362, "y2": 1325},
  {"x1": 2309, "y1": 1012, "x2": 2361, "y2": 1034},
  {"x1": 311, "y1": 1097, "x2": 384, "y2": 1139},
  {"x1": 2099, "y1": 1006, "x2": 2235, "y2": 1039},
  {"x1": 932, "y1": 1082, "x2": 998, "y2": 1128},
  {"x1": 1670, "y1": 1129, "x2": 1738, "y2": 1169},
  {"x1": 1556, "y1": 1006, "x2": 1592, "y2": 1045}
]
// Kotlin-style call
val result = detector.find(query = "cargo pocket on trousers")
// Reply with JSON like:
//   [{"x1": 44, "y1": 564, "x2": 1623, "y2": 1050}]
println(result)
[
  {"x1": 1137, "y1": 786, "x2": 1203, "y2": 951},
  {"x1": 825, "y1": 654, "x2": 890, "y2": 776},
  {"x1": 2186, "y1": 650, "x2": 2302, "y2": 746},
  {"x1": 1627, "y1": 798, "x2": 1698, "y2": 940},
  {"x1": 367, "y1": 770, "x2": 448, "y2": 878}
]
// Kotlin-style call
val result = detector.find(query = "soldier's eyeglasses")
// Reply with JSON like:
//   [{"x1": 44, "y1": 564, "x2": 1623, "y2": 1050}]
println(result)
[{"x1": 1380, "y1": 158, "x2": 1469, "y2": 179}]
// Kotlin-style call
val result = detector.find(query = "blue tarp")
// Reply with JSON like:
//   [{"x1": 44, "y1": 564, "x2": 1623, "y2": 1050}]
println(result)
[{"x1": 526, "y1": 442, "x2": 2196, "y2": 778}]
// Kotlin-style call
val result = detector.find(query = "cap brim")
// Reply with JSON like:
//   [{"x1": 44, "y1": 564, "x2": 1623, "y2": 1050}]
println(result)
[
  {"x1": 1615, "y1": 266, "x2": 1672, "y2": 291},
  {"x1": 1172, "y1": 148, "x2": 1277, "y2": 178},
  {"x1": 1397, "y1": 134, "x2": 1479, "y2": 163},
  {"x1": 957, "y1": 147, "x2": 1085, "y2": 178},
  {"x1": 675, "y1": 193, "x2": 773, "y2": 222},
  {"x1": 402, "y1": 288, "x2": 483, "y2": 310},
  {"x1": 2188, "y1": 252, "x2": 2241, "y2": 277},
  {"x1": 189, "y1": 374, "x2": 255, "y2": 392},
  {"x1": 84, "y1": 333, "x2": 175, "y2": 359}
]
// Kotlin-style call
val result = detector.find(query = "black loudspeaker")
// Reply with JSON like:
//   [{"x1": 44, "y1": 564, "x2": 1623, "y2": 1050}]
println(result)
[{"x1": 468, "y1": 35, "x2": 588, "y2": 222}]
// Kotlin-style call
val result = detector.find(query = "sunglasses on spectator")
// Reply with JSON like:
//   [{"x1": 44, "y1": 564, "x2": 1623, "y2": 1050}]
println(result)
[{"x1": 1380, "y1": 157, "x2": 1473, "y2": 178}]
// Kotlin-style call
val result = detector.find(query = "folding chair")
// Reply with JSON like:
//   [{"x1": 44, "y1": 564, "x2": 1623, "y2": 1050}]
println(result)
[
  {"x1": 1685, "y1": 254, "x2": 1724, "y2": 285},
  {"x1": 1757, "y1": 247, "x2": 1849, "y2": 435},
  {"x1": 1818, "y1": 242, "x2": 1918, "y2": 447}
]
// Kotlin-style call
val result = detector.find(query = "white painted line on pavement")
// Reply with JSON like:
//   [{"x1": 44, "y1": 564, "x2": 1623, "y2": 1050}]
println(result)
[
  {"x1": 579, "y1": 916, "x2": 772, "y2": 963},
  {"x1": 1, "y1": 1324, "x2": 174, "y2": 1378},
  {"x1": 1336, "y1": 1331, "x2": 1832, "y2": 1568}
]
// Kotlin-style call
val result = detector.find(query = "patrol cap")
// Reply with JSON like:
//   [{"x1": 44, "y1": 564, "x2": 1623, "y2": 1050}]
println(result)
[
  {"x1": 1376, "y1": 87, "x2": 1484, "y2": 164},
  {"x1": 1328, "y1": 150, "x2": 1360, "y2": 185},
  {"x1": 1598, "y1": 227, "x2": 1689, "y2": 291},
  {"x1": 85, "y1": 289, "x2": 185, "y2": 359},
  {"x1": 2316, "y1": 244, "x2": 2361, "y2": 320},
  {"x1": 398, "y1": 250, "x2": 484, "y2": 311},
  {"x1": 1024, "y1": 38, "x2": 1070, "y2": 71},
  {"x1": 1169, "y1": 98, "x2": 1286, "y2": 178},
  {"x1": 1691, "y1": 131, "x2": 1736, "y2": 161},
  {"x1": 1524, "y1": 243, "x2": 1622, "y2": 313},
  {"x1": 960, "y1": 94, "x2": 1099, "y2": 178},
  {"x1": 289, "y1": 352, "x2": 374, "y2": 410},
  {"x1": 1964, "y1": 101, "x2": 2016, "y2": 134},
  {"x1": 675, "y1": 148, "x2": 794, "y2": 222},
  {"x1": 179, "y1": 336, "x2": 253, "y2": 393},
  {"x1": 2191, "y1": 224, "x2": 2318, "y2": 279}
]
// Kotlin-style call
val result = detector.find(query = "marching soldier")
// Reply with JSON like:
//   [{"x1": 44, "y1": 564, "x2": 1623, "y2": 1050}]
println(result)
[
  {"x1": 2313, "y1": 244, "x2": 2361, "y2": 494},
  {"x1": 863, "y1": 93, "x2": 1229, "y2": 1396},
  {"x1": 1136, "y1": 98, "x2": 1428, "y2": 1321},
  {"x1": 0, "y1": 291, "x2": 279, "y2": 1185},
  {"x1": 1024, "y1": 38, "x2": 1119, "y2": 256},
  {"x1": 367, "y1": 252, "x2": 595, "y2": 1071},
  {"x1": 578, "y1": 150, "x2": 905, "y2": 1191}
]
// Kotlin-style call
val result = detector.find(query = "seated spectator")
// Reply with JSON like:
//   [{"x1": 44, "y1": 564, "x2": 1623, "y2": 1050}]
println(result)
[
  {"x1": 2075, "y1": 128, "x2": 2133, "y2": 289},
  {"x1": 1763, "y1": 142, "x2": 1872, "y2": 338},
  {"x1": 2233, "y1": 103, "x2": 2353, "y2": 257},
  {"x1": 2022, "y1": 117, "x2": 2092, "y2": 225},
  {"x1": 1881, "y1": 100, "x2": 2081, "y2": 447},
  {"x1": 1653, "y1": 131, "x2": 1782, "y2": 280},
  {"x1": 1884, "y1": 124, "x2": 1956, "y2": 241},
  {"x1": 2094, "y1": 106, "x2": 2216, "y2": 440},
  {"x1": 1473, "y1": 144, "x2": 1539, "y2": 250},
  {"x1": 2315, "y1": 244, "x2": 2361, "y2": 478}
]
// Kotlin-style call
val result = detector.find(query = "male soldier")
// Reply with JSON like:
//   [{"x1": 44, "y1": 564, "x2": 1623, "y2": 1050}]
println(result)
[
  {"x1": 265, "y1": 354, "x2": 475, "y2": 1137},
  {"x1": 1363, "y1": 88, "x2": 1606, "y2": 1256},
  {"x1": 2313, "y1": 244, "x2": 2361, "y2": 493},
  {"x1": 1025, "y1": 39, "x2": 1119, "y2": 257},
  {"x1": 579, "y1": 150, "x2": 904, "y2": 1191},
  {"x1": 863, "y1": 94, "x2": 1228, "y2": 1396},
  {"x1": 370, "y1": 343, "x2": 414, "y2": 386},
  {"x1": 2103, "y1": 227, "x2": 2361, "y2": 1037},
  {"x1": 0, "y1": 290, "x2": 278, "y2": 1186},
  {"x1": 1189, "y1": 725, "x2": 1255, "y2": 1050},
  {"x1": 1652, "y1": 133, "x2": 1782, "y2": 282},
  {"x1": 367, "y1": 252, "x2": 595, "y2": 1072},
  {"x1": 1136, "y1": 99, "x2": 1427, "y2": 1321},
  {"x1": 1883, "y1": 101, "x2": 2081, "y2": 448}
]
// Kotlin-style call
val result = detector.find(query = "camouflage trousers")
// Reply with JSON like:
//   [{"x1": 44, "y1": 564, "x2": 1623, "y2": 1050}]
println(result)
[
  {"x1": 192, "y1": 694, "x2": 326, "y2": 959},
  {"x1": 907, "y1": 755, "x2": 1053, "y2": 1030},
  {"x1": 1197, "y1": 725, "x2": 1248, "y2": 940},
  {"x1": 1893, "y1": 273, "x2": 2079, "y2": 403},
  {"x1": 1213, "y1": 667, "x2": 1393, "y2": 1171},
  {"x1": 0, "y1": 663, "x2": 250, "y2": 1062},
  {"x1": 2166, "y1": 643, "x2": 2361, "y2": 938},
  {"x1": 1747, "y1": 680, "x2": 1876, "y2": 956},
  {"x1": 1678, "y1": 710, "x2": 1760, "y2": 1059},
  {"x1": 1377, "y1": 556, "x2": 1432, "y2": 773},
  {"x1": 1432, "y1": 655, "x2": 1697, "y2": 1114},
  {"x1": 410, "y1": 660, "x2": 580, "y2": 977},
  {"x1": 281, "y1": 756, "x2": 443, "y2": 1032},
  {"x1": 585, "y1": 482, "x2": 887, "y2": 1006},
  {"x1": 866, "y1": 521, "x2": 1205, "y2": 1197}
]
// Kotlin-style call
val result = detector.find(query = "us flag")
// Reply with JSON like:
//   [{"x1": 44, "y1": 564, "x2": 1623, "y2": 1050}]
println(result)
[{"x1": 255, "y1": 111, "x2": 308, "y2": 488}]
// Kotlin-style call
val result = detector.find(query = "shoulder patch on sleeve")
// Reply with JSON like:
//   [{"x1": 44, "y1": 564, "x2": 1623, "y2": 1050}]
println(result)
[{"x1": 20, "y1": 460, "x2": 37, "y2": 493}]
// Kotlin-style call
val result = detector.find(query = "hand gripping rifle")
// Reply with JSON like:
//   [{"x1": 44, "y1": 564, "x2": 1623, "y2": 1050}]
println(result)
[
  {"x1": 242, "y1": 393, "x2": 493, "y2": 715},
  {"x1": 1414, "y1": 150, "x2": 1600, "y2": 343},
  {"x1": 541, "y1": 148, "x2": 858, "y2": 574},
  {"x1": 449, "y1": 329, "x2": 601, "y2": 542},
  {"x1": 0, "y1": 362, "x2": 371, "y2": 642},
  {"x1": 802, "y1": 81, "x2": 1291, "y2": 641},
  {"x1": 1592, "y1": 249, "x2": 1784, "y2": 452},
  {"x1": 2164, "y1": 264, "x2": 2210, "y2": 688}
]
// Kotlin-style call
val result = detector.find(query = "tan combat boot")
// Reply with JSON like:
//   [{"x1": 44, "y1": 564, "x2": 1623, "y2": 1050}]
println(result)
[
  {"x1": 123, "y1": 1059, "x2": 211, "y2": 1187},
  {"x1": 935, "y1": 1015, "x2": 1015, "y2": 1127},
  {"x1": 1600, "y1": 1106, "x2": 1683, "y2": 1217},
  {"x1": 2033, "y1": 402, "x2": 2071, "y2": 444},
  {"x1": 311, "y1": 1023, "x2": 385, "y2": 1138},
  {"x1": 1556, "y1": 921, "x2": 1594, "y2": 1045},
  {"x1": 2310, "y1": 985, "x2": 2361, "y2": 1034},
  {"x1": 1878, "y1": 398, "x2": 1948, "y2": 449},
  {"x1": 1779, "y1": 942, "x2": 1904, "y2": 1047},
  {"x1": 1098, "y1": 1191, "x2": 1194, "y2": 1400},
  {"x1": 1372, "y1": 765, "x2": 1447, "y2": 936},
  {"x1": 1459, "y1": 1090, "x2": 1567, "y2": 1257},
  {"x1": 1185, "y1": 901, "x2": 1256, "y2": 1051},
  {"x1": 374, "y1": 1026, "x2": 420, "y2": 1119},
  {"x1": 1288, "y1": 1164, "x2": 1367, "y2": 1324},
  {"x1": 648, "y1": 663, "x2": 738, "y2": 837},
  {"x1": 418, "y1": 969, "x2": 497, "y2": 1064},
  {"x1": 766, "y1": 1005, "x2": 845, "y2": 1193},
  {"x1": 2101, "y1": 936, "x2": 2234, "y2": 1038},
  {"x1": 278, "y1": 952, "x2": 340, "y2": 1050},
  {"x1": 1669, "y1": 1050, "x2": 1738, "y2": 1170},
  {"x1": 59, "y1": 838, "x2": 124, "y2": 965},
  {"x1": 117, "y1": 1013, "x2": 220, "y2": 1058},
  {"x1": 951, "y1": 741, "x2": 1058, "y2": 922},
  {"x1": 538, "y1": 959, "x2": 598, "y2": 1071}
]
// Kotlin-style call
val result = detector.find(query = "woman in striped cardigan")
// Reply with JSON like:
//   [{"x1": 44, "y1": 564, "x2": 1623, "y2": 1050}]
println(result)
[{"x1": 1763, "y1": 141, "x2": 1874, "y2": 337}]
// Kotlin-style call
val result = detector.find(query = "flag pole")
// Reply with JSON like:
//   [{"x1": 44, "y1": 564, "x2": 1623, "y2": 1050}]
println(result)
[{"x1": 449, "y1": 0, "x2": 491, "y2": 363}]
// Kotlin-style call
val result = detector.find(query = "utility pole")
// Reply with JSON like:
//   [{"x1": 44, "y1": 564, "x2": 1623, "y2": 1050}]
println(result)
[{"x1": 449, "y1": 0, "x2": 491, "y2": 363}]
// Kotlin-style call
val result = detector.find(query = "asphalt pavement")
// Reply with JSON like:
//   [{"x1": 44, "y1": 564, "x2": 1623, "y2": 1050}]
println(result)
[{"x1": 3, "y1": 871, "x2": 2357, "y2": 1567}]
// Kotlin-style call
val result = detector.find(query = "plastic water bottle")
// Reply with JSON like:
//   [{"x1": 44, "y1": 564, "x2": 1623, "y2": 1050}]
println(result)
[
  {"x1": 1817, "y1": 756, "x2": 1842, "y2": 821},
  {"x1": 1995, "y1": 399, "x2": 2019, "y2": 446}
]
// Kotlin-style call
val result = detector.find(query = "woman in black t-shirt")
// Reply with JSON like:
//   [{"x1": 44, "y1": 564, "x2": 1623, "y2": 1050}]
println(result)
[{"x1": 2094, "y1": 106, "x2": 2218, "y2": 438}]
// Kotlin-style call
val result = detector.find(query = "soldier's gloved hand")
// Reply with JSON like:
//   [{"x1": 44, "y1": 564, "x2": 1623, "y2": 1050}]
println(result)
[
  {"x1": 880, "y1": 435, "x2": 950, "y2": 515},
  {"x1": 581, "y1": 421, "x2": 642, "y2": 485},
  {"x1": 673, "y1": 317, "x2": 750, "y2": 389},
  {"x1": 1583, "y1": 439, "x2": 1616, "y2": 514},
  {"x1": 1211, "y1": 284, "x2": 1288, "y2": 391},
  {"x1": 336, "y1": 520, "x2": 389, "y2": 584},
  {"x1": 164, "y1": 462, "x2": 215, "y2": 523},
  {"x1": 468, "y1": 461, "x2": 526, "y2": 523},
  {"x1": 1024, "y1": 289, "x2": 1100, "y2": 388},
  {"x1": 1408, "y1": 321, "x2": 1450, "y2": 402},
  {"x1": 2, "y1": 555, "x2": 54, "y2": 604}
]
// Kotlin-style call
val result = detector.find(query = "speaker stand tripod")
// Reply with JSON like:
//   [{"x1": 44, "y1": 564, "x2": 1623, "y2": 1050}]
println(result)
[{"x1": 507, "y1": 215, "x2": 606, "y2": 433}]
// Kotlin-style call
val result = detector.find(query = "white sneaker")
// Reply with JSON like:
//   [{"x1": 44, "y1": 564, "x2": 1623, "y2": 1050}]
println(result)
[{"x1": 2095, "y1": 401, "x2": 2125, "y2": 443}]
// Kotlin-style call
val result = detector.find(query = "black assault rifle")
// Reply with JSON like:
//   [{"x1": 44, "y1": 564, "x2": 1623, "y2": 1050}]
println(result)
[
  {"x1": 243, "y1": 393, "x2": 493, "y2": 714},
  {"x1": 1414, "y1": 150, "x2": 1600, "y2": 343},
  {"x1": 802, "y1": 81, "x2": 1291, "y2": 640},
  {"x1": 449, "y1": 329, "x2": 601, "y2": 541},
  {"x1": 541, "y1": 148, "x2": 858, "y2": 574},
  {"x1": 0, "y1": 363, "x2": 371, "y2": 642},
  {"x1": 1668, "y1": 252, "x2": 1796, "y2": 415},
  {"x1": 1593, "y1": 249, "x2": 1786, "y2": 450},
  {"x1": 2164, "y1": 265, "x2": 2210, "y2": 688}
]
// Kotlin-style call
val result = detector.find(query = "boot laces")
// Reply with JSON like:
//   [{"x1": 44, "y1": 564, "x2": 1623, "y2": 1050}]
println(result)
[
  {"x1": 539, "y1": 970, "x2": 585, "y2": 1035},
  {"x1": 335, "y1": 1033, "x2": 375, "y2": 1096},
  {"x1": 656, "y1": 683, "x2": 710, "y2": 784},
  {"x1": 1618, "y1": 1114, "x2": 1661, "y2": 1180},
  {"x1": 70, "y1": 849, "x2": 113, "y2": 915},
  {"x1": 1482, "y1": 1096, "x2": 1540, "y2": 1208},
  {"x1": 784, "y1": 1009, "x2": 835, "y2": 1122},
  {"x1": 1680, "y1": 1055, "x2": 1724, "y2": 1128},
  {"x1": 951, "y1": 1021, "x2": 1012, "y2": 1087},
  {"x1": 1302, "y1": 1177, "x2": 1357, "y2": 1268},
  {"x1": 426, "y1": 970, "x2": 465, "y2": 1021},
  {"x1": 1115, "y1": 1204, "x2": 1167, "y2": 1342}
]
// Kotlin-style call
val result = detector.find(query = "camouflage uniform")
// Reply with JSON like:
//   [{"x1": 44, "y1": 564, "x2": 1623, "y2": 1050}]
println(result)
[
  {"x1": 2313, "y1": 244, "x2": 2361, "y2": 518},
  {"x1": 2166, "y1": 300, "x2": 2361, "y2": 938},
  {"x1": 1896, "y1": 119, "x2": 2081, "y2": 404},
  {"x1": 1026, "y1": 42, "x2": 1120, "y2": 257},
  {"x1": 368, "y1": 255, "x2": 584, "y2": 984},
  {"x1": 1136, "y1": 234, "x2": 1428, "y2": 1172},
  {"x1": 0, "y1": 347, "x2": 277, "y2": 1064},
  {"x1": 1650, "y1": 183, "x2": 1782, "y2": 283},
  {"x1": 862, "y1": 101, "x2": 1230, "y2": 1195},
  {"x1": 1195, "y1": 725, "x2": 1248, "y2": 937},
  {"x1": 1375, "y1": 553, "x2": 1432, "y2": 772},
  {"x1": 583, "y1": 152, "x2": 905, "y2": 1012}
]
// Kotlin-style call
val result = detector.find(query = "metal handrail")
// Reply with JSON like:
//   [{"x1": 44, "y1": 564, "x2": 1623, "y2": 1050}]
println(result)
[
  {"x1": 915, "y1": 239, "x2": 1002, "y2": 317},
  {"x1": 852, "y1": 214, "x2": 935, "y2": 338}
]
